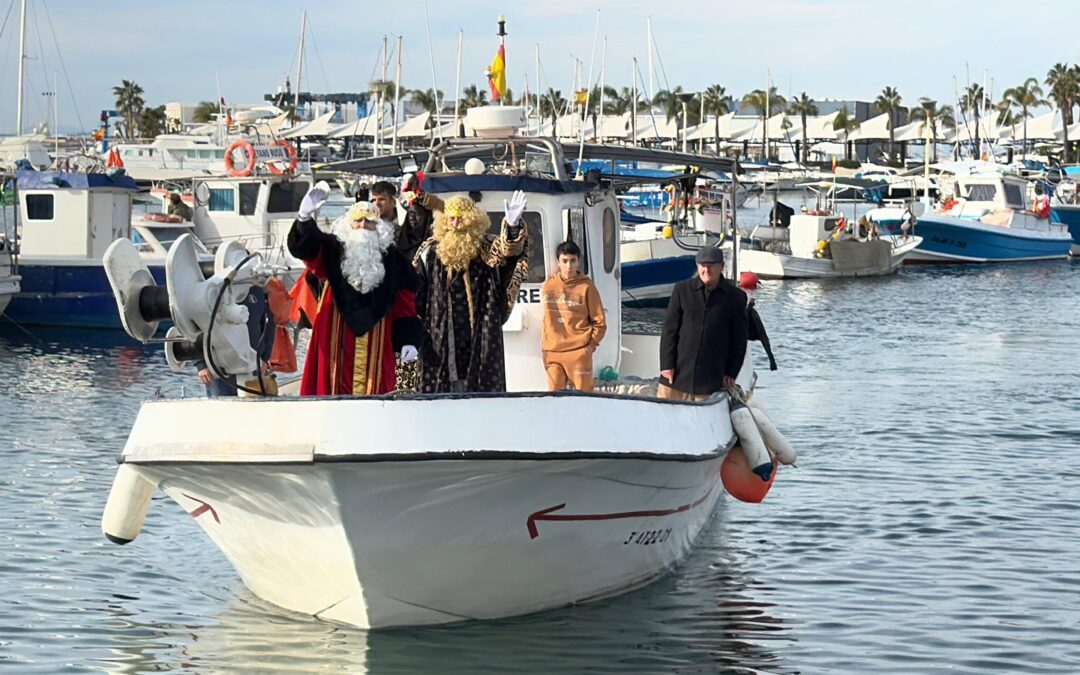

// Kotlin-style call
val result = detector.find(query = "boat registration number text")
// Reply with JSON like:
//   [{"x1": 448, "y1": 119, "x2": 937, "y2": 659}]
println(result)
[{"x1": 623, "y1": 528, "x2": 673, "y2": 546}]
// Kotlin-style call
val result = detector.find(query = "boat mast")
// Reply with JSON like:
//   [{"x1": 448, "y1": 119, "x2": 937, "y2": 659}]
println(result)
[
  {"x1": 294, "y1": 10, "x2": 306, "y2": 116},
  {"x1": 598, "y1": 36, "x2": 607, "y2": 141},
  {"x1": 453, "y1": 30, "x2": 462, "y2": 136},
  {"x1": 646, "y1": 17, "x2": 654, "y2": 103},
  {"x1": 53, "y1": 72, "x2": 58, "y2": 158},
  {"x1": 534, "y1": 44, "x2": 541, "y2": 135},
  {"x1": 16, "y1": 0, "x2": 27, "y2": 135},
  {"x1": 392, "y1": 34, "x2": 402, "y2": 153},
  {"x1": 631, "y1": 57, "x2": 638, "y2": 146}
]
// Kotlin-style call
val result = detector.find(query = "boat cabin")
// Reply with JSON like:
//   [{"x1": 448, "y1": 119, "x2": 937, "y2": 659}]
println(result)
[
  {"x1": 942, "y1": 173, "x2": 1029, "y2": 220},
  {"x1": 16, "y1": 171, "x2": 137, "y2": 260},
  {"x1": 417, "y1": 136, "x2": 623, "y2": 392},
  {"x1": 178, "y1": 174, "x2": 312, "y2": 257}
]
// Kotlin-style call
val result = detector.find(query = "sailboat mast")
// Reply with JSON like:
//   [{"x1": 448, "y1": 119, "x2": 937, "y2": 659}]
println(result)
[
  {"x1": 453, "y1": 30, "x2": 463, "y2": 135},
  {"x1": 294, "y1": 10, "x2": 306, "y2": 114},
  {"x1": 393, "y1": 35, "x2": 402, "y2": 153},
  {"x1": 16, "y1": 0, "x2": 27, "y2": 135},
  {"x1": 646, "y1": 17, "x2": 654, "y2": 102}
]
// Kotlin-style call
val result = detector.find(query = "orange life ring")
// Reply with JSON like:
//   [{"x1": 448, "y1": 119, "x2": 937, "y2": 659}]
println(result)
[
  {"x1": 144, "y1": 212, "x2": 184, "y2": 224},
  {"x1": 266, "y1": 140, "x2": 298, "y2": 175},
  {"x1": 225, "y1": 139, "x2": 256, "y2": 177}
]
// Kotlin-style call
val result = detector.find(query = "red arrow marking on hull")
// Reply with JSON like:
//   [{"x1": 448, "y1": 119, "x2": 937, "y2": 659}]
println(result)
[
  {"x1": 527, "y1": 483, "x2": 716, "y2": 539},
  {"x1": 183, "y1": 493, "x2": 220, "y2": 524}
]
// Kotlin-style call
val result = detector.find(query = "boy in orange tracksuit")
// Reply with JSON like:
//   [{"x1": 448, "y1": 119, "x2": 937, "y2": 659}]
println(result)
[{"x1": 540, "y1": 241, "x2": 607, "y2": 391}]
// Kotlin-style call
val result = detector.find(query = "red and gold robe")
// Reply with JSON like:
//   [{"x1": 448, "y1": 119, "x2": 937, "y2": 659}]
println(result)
[{"x1": 287, "y1": 217, "x2": 423, "y2": 396}]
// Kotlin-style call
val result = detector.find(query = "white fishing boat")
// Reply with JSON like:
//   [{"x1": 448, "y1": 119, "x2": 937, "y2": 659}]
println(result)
[
  {"x1": 727, "y1": 183, "x2": 922, "y2": 279},
  {"x1": 98, "y1": 106, "x2": 794, "y2": 630}
]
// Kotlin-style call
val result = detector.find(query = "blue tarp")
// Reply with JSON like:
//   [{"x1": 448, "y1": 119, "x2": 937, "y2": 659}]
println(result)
[
  {"x1": 424, "y1": 174, "x2": 595, "y2": 194},
  {"x1": 16, "y1": 171, "x2": 139, "y2": 191}
]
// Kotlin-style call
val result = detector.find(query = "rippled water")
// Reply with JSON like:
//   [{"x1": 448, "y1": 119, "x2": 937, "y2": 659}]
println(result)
[{"x1": 3, "y1": 244, "x2": 1080, "y2": 672}]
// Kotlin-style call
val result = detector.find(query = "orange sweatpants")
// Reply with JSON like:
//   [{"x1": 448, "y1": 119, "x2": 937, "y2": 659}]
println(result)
[{"x1": 543, "y1": 348, "x2": 594, "y2": 392}]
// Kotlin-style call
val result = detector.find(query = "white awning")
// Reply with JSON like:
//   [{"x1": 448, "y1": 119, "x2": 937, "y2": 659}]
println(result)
[
  {"x1": 784, "y1": 111, "x2": 841, "y2": 142},
  {"x1": 951, "y1": 117, "x2": 1001, "y2": 143},
  {"x1": 283, "y1": 110, "x2": 338, "y2": 139},
  {"x1": 328, "y1": 114, "x2": 382, "y2": 139},
  {"x1": 394, "y1": 112, "x2": 432, "y2": 138},
  {"x1": 845, "y1": 113, "x2": 889, "y2": 141},
  {"x1": 732, "y1": 113, "x2": 789, "y2": 142}
]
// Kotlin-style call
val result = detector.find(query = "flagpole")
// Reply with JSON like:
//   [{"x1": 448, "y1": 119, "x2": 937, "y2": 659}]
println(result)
[
  {"x1": 453, "y1": 29, "x2": 463, "y2": 136},
  {"x1": 497, "y1": 16, "x2": 506, "y2": 106}
]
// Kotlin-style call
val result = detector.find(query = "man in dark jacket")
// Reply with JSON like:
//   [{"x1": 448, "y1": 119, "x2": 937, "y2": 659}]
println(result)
[{"x1": 659, "y1": 247, "x2": 748, "y2": 400}]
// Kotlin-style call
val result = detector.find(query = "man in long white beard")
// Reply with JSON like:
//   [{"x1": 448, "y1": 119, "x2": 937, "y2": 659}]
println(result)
[{"x1": 287, "y1": 183, "x2": 422, "y2": 396}]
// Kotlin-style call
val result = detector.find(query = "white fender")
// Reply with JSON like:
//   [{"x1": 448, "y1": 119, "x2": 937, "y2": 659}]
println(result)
[
  {"x1": 101, "y1": 465, "x2": 155, "y2": 545},
  {"x1": 729, "y1": 402, "x2": 773, "y2": 481},
  {"x1": 746, "y1": 398, "x2": 798, "y2": 465}
]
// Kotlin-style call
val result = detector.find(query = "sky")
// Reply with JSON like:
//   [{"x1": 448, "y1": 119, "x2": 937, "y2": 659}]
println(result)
[{"x1": 1, "y1": 0, "x2": 1078, "y2": 135}]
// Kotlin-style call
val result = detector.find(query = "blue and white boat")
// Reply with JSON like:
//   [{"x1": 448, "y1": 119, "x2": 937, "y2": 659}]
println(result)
[
  {"x1": 1050, "y1": 178, "x2": 1080, "y2": 255},
  {"x1": 868, "y1": 171, "x2": 1071, "y2": 263}
]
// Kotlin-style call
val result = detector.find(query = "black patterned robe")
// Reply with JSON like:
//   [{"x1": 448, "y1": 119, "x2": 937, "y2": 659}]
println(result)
[{"x1": 414, "y1": 222, "x2": 529, "y2": 393}]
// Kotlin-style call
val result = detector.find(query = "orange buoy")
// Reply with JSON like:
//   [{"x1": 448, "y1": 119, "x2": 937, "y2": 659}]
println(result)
[
  {"x1": 739, "y1": 271, "x2": 759, "y2": 289},
  {"x1": 721, "y1": 446, "x2": 777, "y2": 503}
]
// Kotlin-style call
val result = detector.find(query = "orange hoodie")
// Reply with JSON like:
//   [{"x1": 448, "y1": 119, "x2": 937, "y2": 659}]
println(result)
[{"x1": 540, "y1": 273, "x2": 607, "y2": 352}]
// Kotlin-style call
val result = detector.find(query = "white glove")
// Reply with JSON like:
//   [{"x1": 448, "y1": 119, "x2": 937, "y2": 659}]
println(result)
[
  {"x1": 400, "y1": 345, "x2": 418, "y2": 363},
  {"x1": 298, "y1": 180, "x2": 331, "y2": 220},
  {"x1": 503, "y1": 190, "x2": 527, "y2": 228}
]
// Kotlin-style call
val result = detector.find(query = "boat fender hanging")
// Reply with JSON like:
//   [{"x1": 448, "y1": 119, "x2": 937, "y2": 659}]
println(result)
[
  {"x1": 101, "y1": 465, "x2": 156, "y2": 545},
  {"x1": 721, "y1": 446, "x2": 777, "y2": 503},
  {"x1": 729, "y1": 399, "x2": 773, "y2": 481},
  {"x1": 745, "y1": 397, "x2": 798, "y2": 465},
  {"x1": 225, "y1": 139, "x2": 257, "y2": 177}
]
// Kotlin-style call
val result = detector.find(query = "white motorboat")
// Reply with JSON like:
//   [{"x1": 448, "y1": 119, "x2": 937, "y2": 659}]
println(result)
[
  {"x1": 727, "y1": 210, "x2": 921, "y2": 279},
  {"x1": 99, "y1": 106, "x2": 792, "y2": 629}
]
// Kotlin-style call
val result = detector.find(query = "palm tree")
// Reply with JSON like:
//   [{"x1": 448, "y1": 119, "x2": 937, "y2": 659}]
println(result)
[
  {"x1": 910, "y1": 98, "x2": 956, "y2": 162},
  {"x1": 702, "y1": 85, "x2": 733, "y2": 151},
  {"x1": 410, "y1": 88, "x2": 443, "y2": 116},
  {"x1": 652, "y1": 87, "x2": 699, "y2": 124},
  {"x1": 1000, "y1": 78, "x2": 1048, "y2": 160},
  {"x1": 112, "y1": 79, "x2": 145, "y2": 139},
  {"x1": 587, "y1": 85, "x2": 618, "y2": 137},
  {"x1": 606, "y1": 86, "x2": 644, "y2": 116},
  {"x1": 833, "y1": 106, "x2": 860, "y2": 162},
  {"x1": 460, "y1": 84, "x2": 488, "y2": 112},
  {"x1": 787, "y1": 92, "x2": 818, "y2": 164},
  {"x1": 873, "y1": 86, "x2": 903, "y2": 164},
  {"x1": 741, "y1": 87, "x2": 786, "y2": 159},
  {"x1": 959, "y1": 83, "x2": 991, "y2": 159},
  {"x1": 192, "y1": 100, "x2": 219, "y2": 124},
  {"x1": 538, "y1": 88, "x2": 567, "y2": 129},
  {"x1": 139, "y1": 105, "x2": 167, "y2": 138},
  {"x1": 1046, "y1": 63, "x2": 1080, "y2": 163}
]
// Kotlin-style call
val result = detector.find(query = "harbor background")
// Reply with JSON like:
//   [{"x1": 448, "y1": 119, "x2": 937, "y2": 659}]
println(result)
[{"x1": 2, "y1": 198, "x2": 1079, "y2": 673}]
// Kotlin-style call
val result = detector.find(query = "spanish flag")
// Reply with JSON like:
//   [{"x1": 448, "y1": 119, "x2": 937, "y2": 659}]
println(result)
[{"x1": 487, "y1": 44, "x2": 506, "y2": 102}]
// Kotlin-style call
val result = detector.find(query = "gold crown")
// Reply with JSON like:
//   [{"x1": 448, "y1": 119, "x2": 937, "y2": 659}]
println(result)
[{"x1": 348, "y1": 201, "x2": 379, "y2": 222}]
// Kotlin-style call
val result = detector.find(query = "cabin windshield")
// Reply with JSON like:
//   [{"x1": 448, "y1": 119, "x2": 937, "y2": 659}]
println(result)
[
  {"x1": 964, "y1": 183, "x2": 997, "y2": 202},
  {"x1": 485, "y1": 211, "x2": 546, "y2": 282},
  {"x1": 267, "y1": 181, "x2": 310, "y2": 214}
]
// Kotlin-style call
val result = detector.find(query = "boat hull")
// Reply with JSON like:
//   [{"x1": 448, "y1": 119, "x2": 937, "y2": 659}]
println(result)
[
  {"x1": 905, "y1": 214, "x2": 1071, "y2": 264},
  {"x1": 112, "y1": 393, "x2": 736, "y2": 629},
  {"x1": 1051, "y1": 204, "x2": 1080, "y2": 255},
  {"x1": 5, "y1": 259, "x2": 164, "y2": 328},
  {"x1": 728, "y1": 236, "x2": 920, "y2": 279}
]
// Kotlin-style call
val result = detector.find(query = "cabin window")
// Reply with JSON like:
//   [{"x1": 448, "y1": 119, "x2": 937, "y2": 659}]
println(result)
[
  {"x1": 267, "y1": 181, "x2": 310, "y2": 213},
  {"x1": 1003, "y1": 183, "x2": 1025, "y2": 209},
  {"x1": 562, "y1": 207, "x2": 589, "y2": 274},
  {"x1": 965, "y1": 184, "x2": 997, "y2": 202},
  {"x1": 824, "y1": 218, "x2": 840, "y2": 232},
  {"x1": 238, "y1": 183, "x2": 260, "y2": 216},
  {"x1": 198, "y1": 150, "x2": 212, "y2": 159},
  {"x1": 602, "y1": 207, "x2": 617, "y2": 273},
  {"x1": 25, "y1": 194, "x2": 54, "y2": 220},
  {"x1": 208, "y1": 188, "x2": 235, "y2": 212},
  {"x1": 485, "y1": 210, "x2": 546, "y2": 283},
  {"x1": 214, "y1": 150, "x2": 225, "y2": 159}
]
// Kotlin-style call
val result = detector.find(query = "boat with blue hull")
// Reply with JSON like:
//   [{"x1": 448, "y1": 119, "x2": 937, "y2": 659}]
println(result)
[
  {"x1": 6, "y1": 171, "x2": 209, "y2": 328},
  {"x1": 1050, "y1": 180, "x2": 1080, "y2": 255},
  {"x1": 867, "y1": 172, "x2": 1071, "y2": 263}
]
